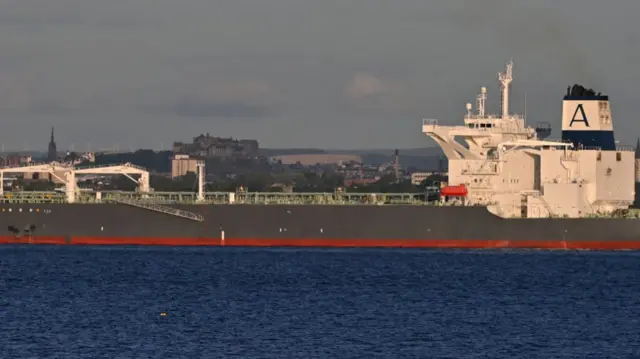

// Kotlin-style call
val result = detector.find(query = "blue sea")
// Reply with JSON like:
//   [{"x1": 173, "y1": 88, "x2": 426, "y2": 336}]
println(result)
[{"x1": 1, "y1": 247, "x2": 639, "y2": 358}]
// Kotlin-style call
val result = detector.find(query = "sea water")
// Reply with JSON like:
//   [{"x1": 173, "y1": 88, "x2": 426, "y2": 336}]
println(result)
[{"x1": 1, "y1": 247, "x2": 639, "y2": 358}]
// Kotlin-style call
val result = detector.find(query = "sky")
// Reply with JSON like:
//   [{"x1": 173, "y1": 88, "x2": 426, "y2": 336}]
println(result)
[{"x1": 1, "y1": 0, "x2": 640, "y2": 151}]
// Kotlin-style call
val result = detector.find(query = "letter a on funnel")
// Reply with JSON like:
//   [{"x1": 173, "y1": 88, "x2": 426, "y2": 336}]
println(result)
[{"x1": 570, "y1": 104, "x2": 590, "y2": 127}]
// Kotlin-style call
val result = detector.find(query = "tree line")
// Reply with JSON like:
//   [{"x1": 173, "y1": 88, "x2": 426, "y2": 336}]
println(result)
[{"x1": 16, "y1": 150, "x2": 448, "y2": 194}]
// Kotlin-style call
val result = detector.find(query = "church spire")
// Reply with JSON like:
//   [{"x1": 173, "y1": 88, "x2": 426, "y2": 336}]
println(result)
[{"x1": 47, "y1": 127, "x2": 57, "y2": 162}]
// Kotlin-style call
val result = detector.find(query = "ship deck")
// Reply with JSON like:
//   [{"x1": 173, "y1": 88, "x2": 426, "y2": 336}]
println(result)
[{"x1": 0, "y1": 191, "x2": 640, "y2": 249}]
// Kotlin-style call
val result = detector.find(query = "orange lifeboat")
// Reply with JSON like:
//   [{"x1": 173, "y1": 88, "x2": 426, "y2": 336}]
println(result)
[{"x1": 440, "y1": 184, "x2": 468, "y2": 197}]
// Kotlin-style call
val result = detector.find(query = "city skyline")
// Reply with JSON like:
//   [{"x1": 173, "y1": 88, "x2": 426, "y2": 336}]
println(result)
[{"x1": 0, "y1": 0, "x2": 639, "y2": 150}]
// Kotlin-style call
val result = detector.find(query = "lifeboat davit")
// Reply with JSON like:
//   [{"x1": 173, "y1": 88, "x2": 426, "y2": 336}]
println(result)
[{"x1": 440, "y1": 184, "x2": 468, "y2": 197}]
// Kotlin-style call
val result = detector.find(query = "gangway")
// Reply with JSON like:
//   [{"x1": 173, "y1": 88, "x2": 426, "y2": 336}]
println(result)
[{"x1": 109, "y1": 197, "x2": 204, "y2": 222}]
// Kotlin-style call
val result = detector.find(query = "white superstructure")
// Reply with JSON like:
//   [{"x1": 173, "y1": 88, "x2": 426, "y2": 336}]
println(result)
[{"x1": 423, "y1": 60, "x2": 635, "y2": 219}]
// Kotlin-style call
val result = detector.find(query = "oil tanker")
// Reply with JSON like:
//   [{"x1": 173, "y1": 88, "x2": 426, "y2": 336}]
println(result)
[{"x1": 2, "y1": 60, "x2": 640, "y2": 249}]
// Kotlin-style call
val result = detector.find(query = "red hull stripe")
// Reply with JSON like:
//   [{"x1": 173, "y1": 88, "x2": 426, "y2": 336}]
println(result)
[{"x1": 1, "y1": 236, "x2": 640, "y2": 250}]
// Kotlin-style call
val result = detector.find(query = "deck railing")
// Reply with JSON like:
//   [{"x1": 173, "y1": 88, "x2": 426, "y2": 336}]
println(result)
[{"x1": 0, "y1": 190, "x2": 437, "y2": 205}]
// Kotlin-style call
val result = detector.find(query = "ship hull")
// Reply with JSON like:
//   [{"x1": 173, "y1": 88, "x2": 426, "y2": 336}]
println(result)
[{"x1": 1, "y1": 203, "x2": 640, "y2": 249}]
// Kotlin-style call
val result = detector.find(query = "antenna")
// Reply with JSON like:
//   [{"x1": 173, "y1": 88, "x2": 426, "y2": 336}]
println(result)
[{"x1": 498, "y1": 59, "x2": 514, "y2": 119}]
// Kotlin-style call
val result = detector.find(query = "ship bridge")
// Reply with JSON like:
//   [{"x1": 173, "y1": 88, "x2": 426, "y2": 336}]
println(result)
[{"x1": 422, "y1": 60, "x2": 549, "y2": 161}]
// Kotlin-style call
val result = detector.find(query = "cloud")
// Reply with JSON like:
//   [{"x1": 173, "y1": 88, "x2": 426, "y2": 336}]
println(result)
[
  {"x1": 143, "y1": 77, "x2": 283, "y2": 118},
  {"x1": 343, "y1": 72, "x2": 413, "y2": 113},
  {"x1": 0, "y1": 67, "x2": 282, "y2": 119},
  {"x1": 0, "y1": 0, "x2": 638, "y2": 150},
  {"x1": 344, "y1": 73, "x2": 388, "y2": 100},
  {"x1": 0, "y1": 0, "x2": 148, "y2": 29},
  {"x1": 0, "y1": 71, "x2": 35, "y2": 111},
  {"x1": 0, "y1": 71, "x2": 83, "y2": 113},
  {"x1": 173, "y1": 101, "x2": 274, "y2": 118}
]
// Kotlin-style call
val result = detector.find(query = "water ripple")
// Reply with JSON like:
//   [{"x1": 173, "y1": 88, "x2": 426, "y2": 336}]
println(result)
[{"x1": 0, "y1": 247, "x2": 639, "y2": 358}]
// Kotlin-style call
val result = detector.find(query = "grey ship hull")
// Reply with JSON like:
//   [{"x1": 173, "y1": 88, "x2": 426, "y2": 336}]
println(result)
[{"x1": 1, "y1": 203, "x2": 640, "y2": 249}]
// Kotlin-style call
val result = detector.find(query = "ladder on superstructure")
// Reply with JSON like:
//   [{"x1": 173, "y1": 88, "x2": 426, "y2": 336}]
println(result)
[
  {"x1": 522, "y1": 191, "x2": 555, "y2": 218},
  {"x1": 110, "y1": 197, "x2": 204, "y2": 222}
]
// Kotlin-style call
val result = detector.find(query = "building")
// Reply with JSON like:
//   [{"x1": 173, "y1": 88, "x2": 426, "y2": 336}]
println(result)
[
  {"x1": 173, "y1": 134, "x2": 259, "y2": 159},
  {"x1": 343, "y1": 177, "x2": 380, "y2": 187},
  {"x1": 62, "y1": 151, "x2": 96, "y2": 165},
  {"x1": 171, "y1": 154, "x2": 199, "y2": 178},
  {"x1": 3, "y1": 155, "x2": 31, "y2": 167},
  {"x1": 271, "y1": 154, "x2": 362, "y2": 166},
  {"x1": 24, "y1": 171, "x2": 67, "y2": 184},
  {"x1": 410, "y1": 171, "x2": 446, "y2": 185}
]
